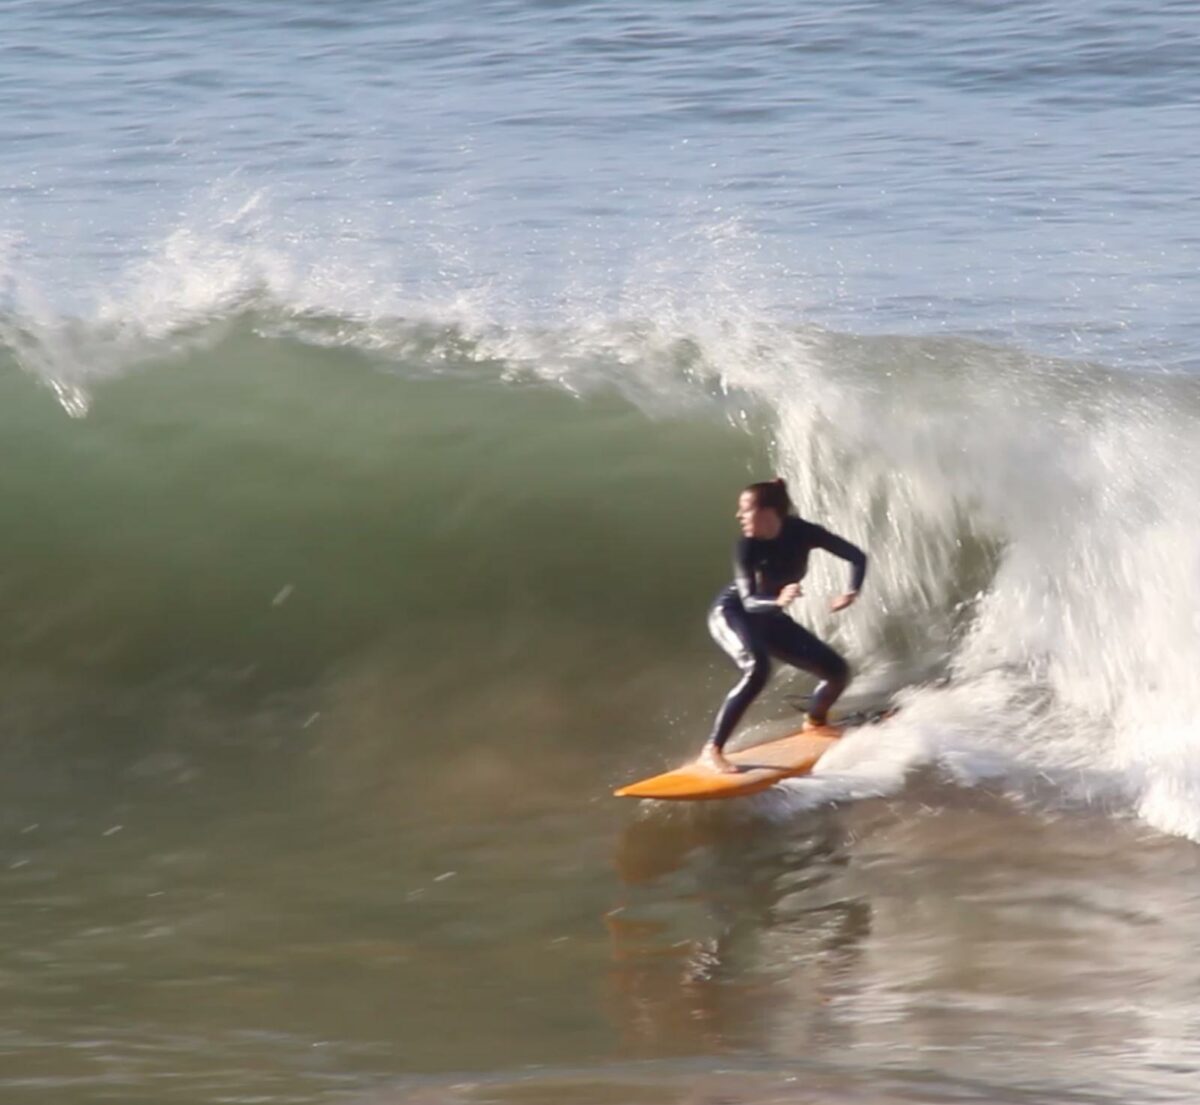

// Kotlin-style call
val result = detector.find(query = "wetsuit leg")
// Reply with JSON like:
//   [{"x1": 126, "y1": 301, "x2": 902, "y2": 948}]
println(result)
[
  {"x1": 706, "y1": 594, "x2": 772, "y2": 751},
  {"x1": 760, "y1": 618, "x2": 850, "y2": 724}
]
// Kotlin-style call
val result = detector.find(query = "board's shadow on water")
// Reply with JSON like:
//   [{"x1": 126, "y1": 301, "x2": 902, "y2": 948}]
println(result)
[{"x1": 605, "y1": 803, "x2": 869, "y2": 1056}]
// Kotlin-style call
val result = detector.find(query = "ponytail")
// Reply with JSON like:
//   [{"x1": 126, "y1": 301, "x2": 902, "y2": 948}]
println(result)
[{"x1": 745, "y1": 477, "x2": 793, "y2": 517}]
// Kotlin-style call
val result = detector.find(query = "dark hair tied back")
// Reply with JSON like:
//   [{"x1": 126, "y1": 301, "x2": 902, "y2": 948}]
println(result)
[{"x1": 745, "y1": 477, "x2": 793, "y2": 517}]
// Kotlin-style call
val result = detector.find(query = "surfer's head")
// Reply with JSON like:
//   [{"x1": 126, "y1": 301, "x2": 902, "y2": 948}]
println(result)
[{"x1": 736, "y1": 478, "x2": 791, "y2": 538}]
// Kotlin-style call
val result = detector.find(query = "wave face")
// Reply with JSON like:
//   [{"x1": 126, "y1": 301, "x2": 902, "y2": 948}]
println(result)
[{"x1": 4, "y1": 275, "x2": 1200, "y2": 839}]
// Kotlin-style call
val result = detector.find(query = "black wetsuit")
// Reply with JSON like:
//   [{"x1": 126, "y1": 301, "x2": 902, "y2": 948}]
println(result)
[{"x1": 707, "y1": 517, "x2": 867, "y2": 750}]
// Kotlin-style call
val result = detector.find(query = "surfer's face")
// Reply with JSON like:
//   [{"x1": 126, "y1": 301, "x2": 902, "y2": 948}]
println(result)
[{"x1": 736, "y1": 491, "x2": 780, "y2": 539}]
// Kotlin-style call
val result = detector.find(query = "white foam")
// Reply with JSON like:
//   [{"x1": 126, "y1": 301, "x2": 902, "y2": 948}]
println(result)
[{"x1": 753, "y1": 336, "x2": 1200, "y2": 838}]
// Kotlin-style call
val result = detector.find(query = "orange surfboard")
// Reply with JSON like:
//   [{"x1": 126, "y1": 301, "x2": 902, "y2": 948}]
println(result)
[{"x1": 614, "y1": 726, "x2": 841, "y2": 801}]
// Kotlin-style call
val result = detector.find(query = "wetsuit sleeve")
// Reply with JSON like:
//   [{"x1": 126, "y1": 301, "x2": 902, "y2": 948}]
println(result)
[
  {"x1": 733, "y1": 538, "x2": 782, "y2": 613},
  {"x1": 810, "y1": 525, "x2": 868, "y2": 592}
]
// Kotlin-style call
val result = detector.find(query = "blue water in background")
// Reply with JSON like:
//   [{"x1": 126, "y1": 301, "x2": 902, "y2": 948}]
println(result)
[{"x1": 4, "y1": 0, "x2": 1199, "y2": 367}]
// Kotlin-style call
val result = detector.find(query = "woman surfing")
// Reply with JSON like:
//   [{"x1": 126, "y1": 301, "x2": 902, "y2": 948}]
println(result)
[{"x1": 700, "y1": 478, "x2": 867, "y2": 774}]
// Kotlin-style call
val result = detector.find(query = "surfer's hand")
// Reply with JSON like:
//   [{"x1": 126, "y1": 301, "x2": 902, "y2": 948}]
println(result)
[
  {"x1": 830, "y1": 591, "x2": 858, "y2": 612},
  {"x1": 777, "y1": 583, "x2": 803, "y2": 606}
]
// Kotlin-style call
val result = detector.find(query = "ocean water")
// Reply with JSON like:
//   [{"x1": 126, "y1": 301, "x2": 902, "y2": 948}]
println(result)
[{"x1": 3, "y1": 2, "x2": 1200, "y2": 1103}]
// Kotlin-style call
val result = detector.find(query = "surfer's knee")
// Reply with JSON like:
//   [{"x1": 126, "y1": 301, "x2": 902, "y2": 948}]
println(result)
[{"x1": 738, "y1": 650, "x2": 771, "y2": 695}]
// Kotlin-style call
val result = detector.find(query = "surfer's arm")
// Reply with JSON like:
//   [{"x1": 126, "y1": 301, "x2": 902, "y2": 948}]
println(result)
[
  {"x1": 812, "y1": 526, "x2": 868, "y2": 594},
  {"x1": 732, "y1": 540, "x2": 786, "y2": 612}
]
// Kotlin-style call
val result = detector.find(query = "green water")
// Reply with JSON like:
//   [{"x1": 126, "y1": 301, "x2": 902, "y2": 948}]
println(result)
[
  {"x1": 6, "y1": 330, "x2": 1200, "y2": 1105},
  {"x1": 1, "y1": 331, "x2": 772, "y2": 1100}
]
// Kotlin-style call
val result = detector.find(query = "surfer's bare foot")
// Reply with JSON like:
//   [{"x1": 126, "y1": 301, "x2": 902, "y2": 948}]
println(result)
[{"x1": 699, "y1": 744, "x2": 736, "y2": 774}]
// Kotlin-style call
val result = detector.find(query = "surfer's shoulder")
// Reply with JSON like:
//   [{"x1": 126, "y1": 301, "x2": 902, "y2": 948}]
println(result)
[{"x1": 787, "y1": 515, "x2": 820, "y2": 541}]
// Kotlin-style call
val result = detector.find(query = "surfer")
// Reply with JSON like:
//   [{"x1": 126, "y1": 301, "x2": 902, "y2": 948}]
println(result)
[{"x1": 700, "y1": 478, "x2": 867, "y2": 774}]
